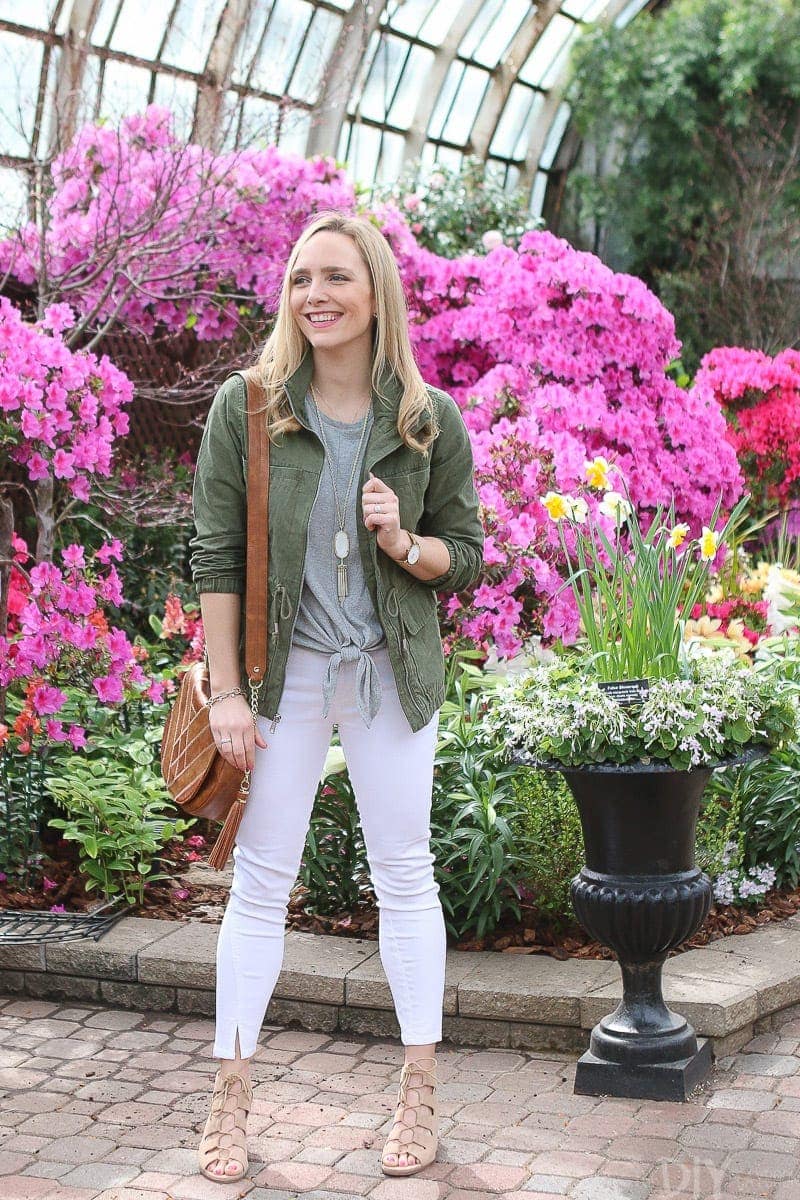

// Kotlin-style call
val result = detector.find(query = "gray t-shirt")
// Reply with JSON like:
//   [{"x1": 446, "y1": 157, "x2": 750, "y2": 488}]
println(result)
[{"x1": 292, "y1": 395, "x2": 386, "y2": 725}]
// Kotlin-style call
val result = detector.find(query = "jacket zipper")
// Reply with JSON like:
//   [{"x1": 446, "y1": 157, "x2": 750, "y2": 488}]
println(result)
[{"x1": 385, "y1": 586, "x2": 427, "y2": 724}]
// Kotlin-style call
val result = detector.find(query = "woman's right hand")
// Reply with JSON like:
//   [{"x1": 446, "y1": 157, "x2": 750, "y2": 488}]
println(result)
[{"x1": 209, "y1": 694, "x2": 269, "y2": 773}]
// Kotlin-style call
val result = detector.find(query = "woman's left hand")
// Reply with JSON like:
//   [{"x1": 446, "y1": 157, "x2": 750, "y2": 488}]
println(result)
[{"x1": 362, "y1": 472, "x2": 405, "y2": 560}]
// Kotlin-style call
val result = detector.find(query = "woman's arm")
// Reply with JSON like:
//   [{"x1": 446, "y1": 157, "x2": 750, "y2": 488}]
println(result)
[{"x1": 199, "y1": 592, "x2": 242, "y2": 693}]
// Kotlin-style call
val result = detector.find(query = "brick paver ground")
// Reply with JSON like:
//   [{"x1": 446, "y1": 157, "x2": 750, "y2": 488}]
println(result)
[{"x1": 2, "y1": 994, "x2": 800, "y2": 1200}]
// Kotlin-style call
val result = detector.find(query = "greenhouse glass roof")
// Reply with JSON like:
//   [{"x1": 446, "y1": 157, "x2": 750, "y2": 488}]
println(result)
[{"x1": 0, "y1": 0, "x2": 657, "y2": 225}]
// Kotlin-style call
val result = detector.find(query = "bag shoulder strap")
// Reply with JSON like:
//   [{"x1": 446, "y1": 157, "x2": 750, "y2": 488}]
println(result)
[{"x1": 236, "y1": 368, "x2": 269, "y2": 689}]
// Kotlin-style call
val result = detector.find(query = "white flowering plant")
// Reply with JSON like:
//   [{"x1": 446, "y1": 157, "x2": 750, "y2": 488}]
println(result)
[
  {"x1": 488, "y1": 647, "x2": 798, "y2": 771},
  {"x1": 542, "y1": 458, "x2": 750, "y2": 681}
]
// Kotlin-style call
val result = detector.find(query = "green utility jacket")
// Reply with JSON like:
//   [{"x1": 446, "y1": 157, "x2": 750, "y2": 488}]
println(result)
[{"x1": 188, "y1": 352, "x2": 484, "y2": 732}]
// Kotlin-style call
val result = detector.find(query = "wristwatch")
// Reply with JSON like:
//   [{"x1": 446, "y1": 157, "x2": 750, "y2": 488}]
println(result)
[{"x1": 401, "y1": 531, "x2": 421, "y2": 566}]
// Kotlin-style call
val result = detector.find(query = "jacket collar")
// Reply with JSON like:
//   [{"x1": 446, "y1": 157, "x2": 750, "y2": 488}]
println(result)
[{"x1": 283, "y1": 349, "x2": 431, "y2": 436}]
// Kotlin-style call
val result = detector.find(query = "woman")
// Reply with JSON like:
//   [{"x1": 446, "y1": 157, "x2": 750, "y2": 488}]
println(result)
[{"x1": 189, "y1": 210, "x2": 483, "y2": 1182}]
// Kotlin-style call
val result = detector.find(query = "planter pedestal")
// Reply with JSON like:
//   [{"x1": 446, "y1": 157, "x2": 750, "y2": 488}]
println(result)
[{"x1": 561, "y1": 763, "x2": 715, "y2": 1101}]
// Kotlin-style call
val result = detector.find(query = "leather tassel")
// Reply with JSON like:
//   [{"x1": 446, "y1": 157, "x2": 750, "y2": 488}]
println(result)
[{"x1": 208, "y1": 796, "x2": 247, "y2": 870}]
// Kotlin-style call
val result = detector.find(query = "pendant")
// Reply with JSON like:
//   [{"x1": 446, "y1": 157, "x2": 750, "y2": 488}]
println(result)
[
  {"x1": 334, "y1": 529, "x2": 350, "y2": 559},
  {"x1": 337, "y1": 561, "x2": 348, "y2": 604}
]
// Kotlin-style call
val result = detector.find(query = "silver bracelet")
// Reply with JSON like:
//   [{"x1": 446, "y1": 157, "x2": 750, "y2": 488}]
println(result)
[{"x1": 206, "y1": 686, "x2": 245, "y2": 709}]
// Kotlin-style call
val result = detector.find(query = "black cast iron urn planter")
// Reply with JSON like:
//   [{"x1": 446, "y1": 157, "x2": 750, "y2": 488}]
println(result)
[{"x1": 515, "y1": 750, "x2": 762, "y2": 1101}]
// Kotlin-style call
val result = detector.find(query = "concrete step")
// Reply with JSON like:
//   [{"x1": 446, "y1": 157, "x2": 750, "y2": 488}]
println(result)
[{"x1": 3, "y1": 915, "x2": 800, "y2": 1057}]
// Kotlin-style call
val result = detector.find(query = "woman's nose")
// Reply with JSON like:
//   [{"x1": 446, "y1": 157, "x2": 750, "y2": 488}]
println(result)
[{"x1": 307, "y1": 278, "x2": 329, "y2": 304}]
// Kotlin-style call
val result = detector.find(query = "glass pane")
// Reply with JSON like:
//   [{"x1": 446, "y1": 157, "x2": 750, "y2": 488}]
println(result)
[
  {"x1": 288, "y1": 8, "x2": 342, "y2": 105},
  {"x1": 343, "y1": 121, "x2": 382, "y2": 188},
  {"x1": 98, "y1": 59, "x2": 154, "y2": 120},
  {"x1": 91, "y1": 0, "x2": 124, "y2": 47},
  {"x1": 238, "y1": 94, "x2": 281, "y2": 147},
  {"x1": 374, "y1": 129, "x2": 407, "y2": 185},
  {"x1": 461, "y1": 0, "x2": 528, "y2": 69},
  {"x1": 530, "y1": 170, "x2": 548, "y2": 217},
  {"x1": 440, "y1": 64, "x2": 489, "y2": 145},
  {"x1": 387, "y1": 43, "x2": 435, "y2": 129},
  {"x1": 540, "y1": 24, "x2": 579, "y2": 90},
  {"x1": 539, "y1": 100, "x2": 571, "y2": 170},
  {"x1": 427, "y1": 61, "x2": 463, "y2": 140},
  {"x1": 418, "y1": 0, "x2": 462, "y2": 45},
  {"x1": 152, "y1": 72, "x2": 197, "y2": 138},
  {"x1": 561, "y1": 0, "x2": 610, "y2": 18},
  {"x1": 160, "y1": 0, "x2": 228, "y2": 72},
  {"x1": 384, "y1": 0, "x2": 439, "y2": 39},
  {"x1": 0, "y1": 166, "x2": 29, "y2": 233},
  {"x1": 490, "y1": 82, "x2": 535, "y2": 159},
  {"x1": 347, "y1": 31, "x2": 380, "y2": 115},
  {"x1": 107, "y1": 0, "x2": 174, "y2": 60},
  {"x1": 0, "y1": 32, "x2": 43, "y2": 156},
  {"x1": 275, "y1": 107, "x2": 311, "y2": 157},
  {"x1": 615, "y1": 0, "x2": 651, "y2": 28},
  {"x1": 518, "y1": 13, "x2": 574, "y2": 88},
  {"x1": 0, "y1": 0, "x2": 57, "y2": 29},
  {"x1": 359, "y1": 33, "x2": 409, "y2": 124},
  {"x1": 249, "y1": 0, "x2": 313, "y2": 93},
  {"x1": 230, "y1": 2, "x2": 271, "y2": 84},
  {"x1": 35, "y1": 43, "x2": 61, "y2": 157}
]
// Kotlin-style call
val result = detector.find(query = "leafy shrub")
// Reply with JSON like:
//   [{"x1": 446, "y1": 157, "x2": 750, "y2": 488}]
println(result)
[
  {"x1": 373, "y1": 156, "x2": 540, "y2": 257},
  {"x1": 512, "y1": 769, "x2": 583, "y2": 927},
  {"x1": 43, "y1": 708, "x2": 191, "y2": 905},
  {"x1": 298, "y1": 751, "x2": 370, "y2": 917},
  {"x1": 430, "y1": 664, "x2": 523, "y2": 941}
]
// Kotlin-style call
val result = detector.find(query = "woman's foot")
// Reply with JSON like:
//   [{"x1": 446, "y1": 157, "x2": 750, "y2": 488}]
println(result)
[
  {"x1": 198, "y1": 1067, "x2": 253, "y2": 1181},
  {"x1": 381, "y1": 1056, "x2": 438, "y2": 1176}
]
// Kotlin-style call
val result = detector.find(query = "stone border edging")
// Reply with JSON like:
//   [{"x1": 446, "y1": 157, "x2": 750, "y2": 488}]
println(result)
[{"x1": 2, "y1": 915, "x2": 800, "y2": 1057}]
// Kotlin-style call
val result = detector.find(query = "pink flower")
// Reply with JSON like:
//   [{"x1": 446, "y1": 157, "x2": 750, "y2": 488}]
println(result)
[
  {"x1": 42, "y1": 877, "x2": 57, "y2": 891},
  {"x1": 93, "y1": 675, "x2": 124, "y2": 703},
  {"x1": 49, "y1": 904, "x2": 66, "y2": 914}
]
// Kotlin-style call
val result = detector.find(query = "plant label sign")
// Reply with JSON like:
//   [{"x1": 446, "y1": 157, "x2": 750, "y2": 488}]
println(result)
[{"x1": 598, "y1": 679, "x2": 650, "y2": 708}]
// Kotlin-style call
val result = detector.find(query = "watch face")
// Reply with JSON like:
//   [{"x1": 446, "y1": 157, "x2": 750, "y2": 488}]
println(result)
[{"x1": 407, "y1": 541, "x2": 421, "y2": 565}]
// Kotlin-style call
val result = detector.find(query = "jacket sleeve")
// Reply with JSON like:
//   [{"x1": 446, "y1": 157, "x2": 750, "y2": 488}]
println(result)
[
  {"x1": 188, "y1": 374, "x2": 247, "y2": 594},
  {"x1": 417, "y1": 390, "x2": 484, "y2": 593}
]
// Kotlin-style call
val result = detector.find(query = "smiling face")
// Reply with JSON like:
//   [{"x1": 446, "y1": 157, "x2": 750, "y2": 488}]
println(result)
[{"x1": 288, "y1": 230, "x2": 375, "y2": 356}]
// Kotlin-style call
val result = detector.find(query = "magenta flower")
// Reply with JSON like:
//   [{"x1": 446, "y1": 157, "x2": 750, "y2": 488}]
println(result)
[
  {"x1": 42, "y1": 877, "x2": 57, "y2": 891},
  {"x1": 49, "y1": 904, "x2": 66, "y2": 914}
]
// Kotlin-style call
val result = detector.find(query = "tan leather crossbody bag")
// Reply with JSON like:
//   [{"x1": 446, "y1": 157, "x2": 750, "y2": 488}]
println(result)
[{"x1": 160, "y1": 369, "x2": 268, "y2": 870}]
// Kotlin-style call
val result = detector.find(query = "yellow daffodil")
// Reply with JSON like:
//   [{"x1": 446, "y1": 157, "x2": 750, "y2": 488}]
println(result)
[
  {"x1": 667, "y1": 523, "x2": 690, "y2": 549},
  {"x1": 699, "y1": 527, "x2": 721, "y2": 561},
  {"x1": 584, "y1": 456, "x2": 612, "y2": 490},
  {"x1": 542, "y1": 491, "x2": 571, "y2": 521},
  {"x1": 598, "y1": 490, "x2": 632, "y2": 524}
]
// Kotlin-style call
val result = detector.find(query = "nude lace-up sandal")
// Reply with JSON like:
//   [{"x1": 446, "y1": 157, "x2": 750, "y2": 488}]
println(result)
[
  {"x1": 381, "y1": 1056, "x2": 439, "y2": 1177},
  {"x1": 198, "y1": 1070, "x2": 253, "y2": 1182}
]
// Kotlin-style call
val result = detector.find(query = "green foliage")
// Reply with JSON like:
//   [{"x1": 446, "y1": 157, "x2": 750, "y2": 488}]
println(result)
[
  {"x1": 701, "y1": 640, "x2": 800, "y2": 888},
  {"x1": 44, "y1": 718, "x2": 191, "y2": 905},
  {"x1": 512, "y1": 768, "x2": 584, "y2": 927},
  {"x1": 298, "y1": 658, "x2": 526, "y2": 942},
  {"x1": 298, "y1": 766, "x2": 370, "y2": 917},
  {"x1": 57, "y1": 445, "x2": 194, "y2": 644},
  {"x1": 565, "y1": 0, "x2": 800, "y2": 366},
  {"x1": 430, "y1": 664, "x2": 523, "y2": 941},
  {"x1": 0, "y1": 747, "x2": 51, "y2": 883},
  {"x1": 372, "y1": 157, "x2": 541, "y2": 257}
]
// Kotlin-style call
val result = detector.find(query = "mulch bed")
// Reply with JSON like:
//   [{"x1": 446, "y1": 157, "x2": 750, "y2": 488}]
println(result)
[{"x1": 3, "y1": 831, "x2": 800, "y2": 959}]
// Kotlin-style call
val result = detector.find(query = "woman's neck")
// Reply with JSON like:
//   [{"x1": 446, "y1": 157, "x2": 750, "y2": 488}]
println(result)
[{"x1": 310, "y1": 347, "x2": 373, "y2": 419}]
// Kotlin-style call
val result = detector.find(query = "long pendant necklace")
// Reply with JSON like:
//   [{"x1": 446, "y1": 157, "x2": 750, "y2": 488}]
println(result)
[{"x1": 309, "y1": 382, "x2": 372, "y2": 604}]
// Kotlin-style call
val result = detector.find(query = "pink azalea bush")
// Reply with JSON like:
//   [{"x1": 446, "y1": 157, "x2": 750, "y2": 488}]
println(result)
[
  {"x1": 0, "y1": 532, "x2": 168, "y2": 756},
  {"x1": 692, "y1": 346, "x2": 800, "y2": 514},
  {"x1": 0, "y1": 106, "x2": 354, "y2": 341},
  {"x1": 378, "y1": 206, "x2": 744, "y2": 654},
  {"x1": 0, "y1": 297, "x2": 131, "y2": 500},
  {"x1": 0, "y1": 297, "x2": 167, "y2": 753}
]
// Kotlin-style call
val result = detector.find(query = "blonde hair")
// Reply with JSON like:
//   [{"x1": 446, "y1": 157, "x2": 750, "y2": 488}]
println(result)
[{"x1": 253, "y1": 211, "x2": 437, "y2": 454}]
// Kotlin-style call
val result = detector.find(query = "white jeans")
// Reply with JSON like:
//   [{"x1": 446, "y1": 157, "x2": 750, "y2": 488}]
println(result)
[{"x1": 214, "y1": 643, "x2": 446, "y2": 1059}]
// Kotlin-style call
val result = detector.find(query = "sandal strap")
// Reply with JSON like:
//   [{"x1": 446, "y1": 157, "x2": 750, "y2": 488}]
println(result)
[
  {"x1": 200, "y1": 1071, "x2": 253, "y2": 1172},
  {"x1": 383, "y1": 1057, "x2": 438, "y2": 1163}
]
